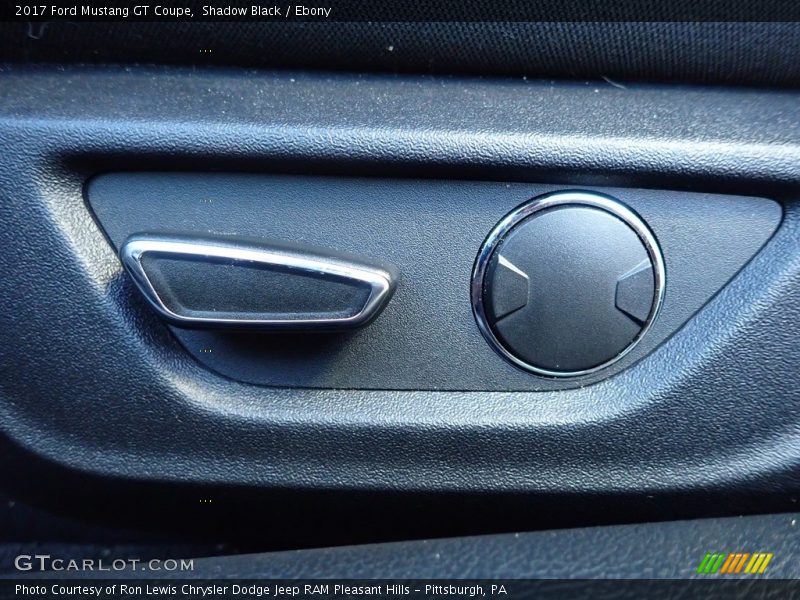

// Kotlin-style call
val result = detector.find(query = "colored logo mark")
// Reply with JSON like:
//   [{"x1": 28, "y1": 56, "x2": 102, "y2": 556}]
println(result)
[{"x1": 697, "y1": 553, "x2": 773, "y2": 575}]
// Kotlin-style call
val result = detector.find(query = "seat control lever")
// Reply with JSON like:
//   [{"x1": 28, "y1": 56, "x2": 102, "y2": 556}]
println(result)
[{"x1": 120, "y1": 233, "x2": 398, "y2": 330}]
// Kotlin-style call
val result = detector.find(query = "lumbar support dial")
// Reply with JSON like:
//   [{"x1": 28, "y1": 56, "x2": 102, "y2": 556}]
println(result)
[{"x1": 472, "y1": 191, "x2": 665, "y2": 377}]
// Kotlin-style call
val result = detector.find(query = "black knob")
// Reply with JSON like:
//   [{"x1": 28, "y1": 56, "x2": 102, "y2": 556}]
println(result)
[{"x1": 472, "y1": 191, "x2": 665, "y2": 377}]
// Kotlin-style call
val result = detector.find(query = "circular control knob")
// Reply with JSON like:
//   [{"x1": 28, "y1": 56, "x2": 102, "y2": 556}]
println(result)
[{"x1": 472, "y1": 191, "x2": 665, "y2": 377}]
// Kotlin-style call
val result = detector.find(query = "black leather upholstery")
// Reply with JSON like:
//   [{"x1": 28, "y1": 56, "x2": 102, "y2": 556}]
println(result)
[
  {"x1": 25, "y1": 514, "x2": 799, "y2": 579},
  {"x1": 2, "y1": 22, "x2": 800, "y2": 88}
]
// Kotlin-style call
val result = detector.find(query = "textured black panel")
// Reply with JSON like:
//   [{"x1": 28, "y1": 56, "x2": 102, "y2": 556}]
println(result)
[
  {"x1": 3, "y1": 22, "x2": 800, "y2": 88},
  {"x1": 123, "y1": 513, "x2": 800, "y2": 579},
  {"x1": 0, "y1": 67, "x2": 799, "y2": 535},
  {"x1": 13, "y1": 513, "x2": 798, "y2": 581},
  {"x1": 88, "y1": 174, "x2": 779, "y2": 390}
]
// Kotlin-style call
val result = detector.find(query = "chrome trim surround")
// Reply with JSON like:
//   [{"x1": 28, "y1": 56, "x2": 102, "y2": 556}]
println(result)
[
  {"x1": 471, "y1": 191, "x2": 666, "y2": 378},
  {"x1": 120, "y1": 234, "x2": 396, "y2": 330}
]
